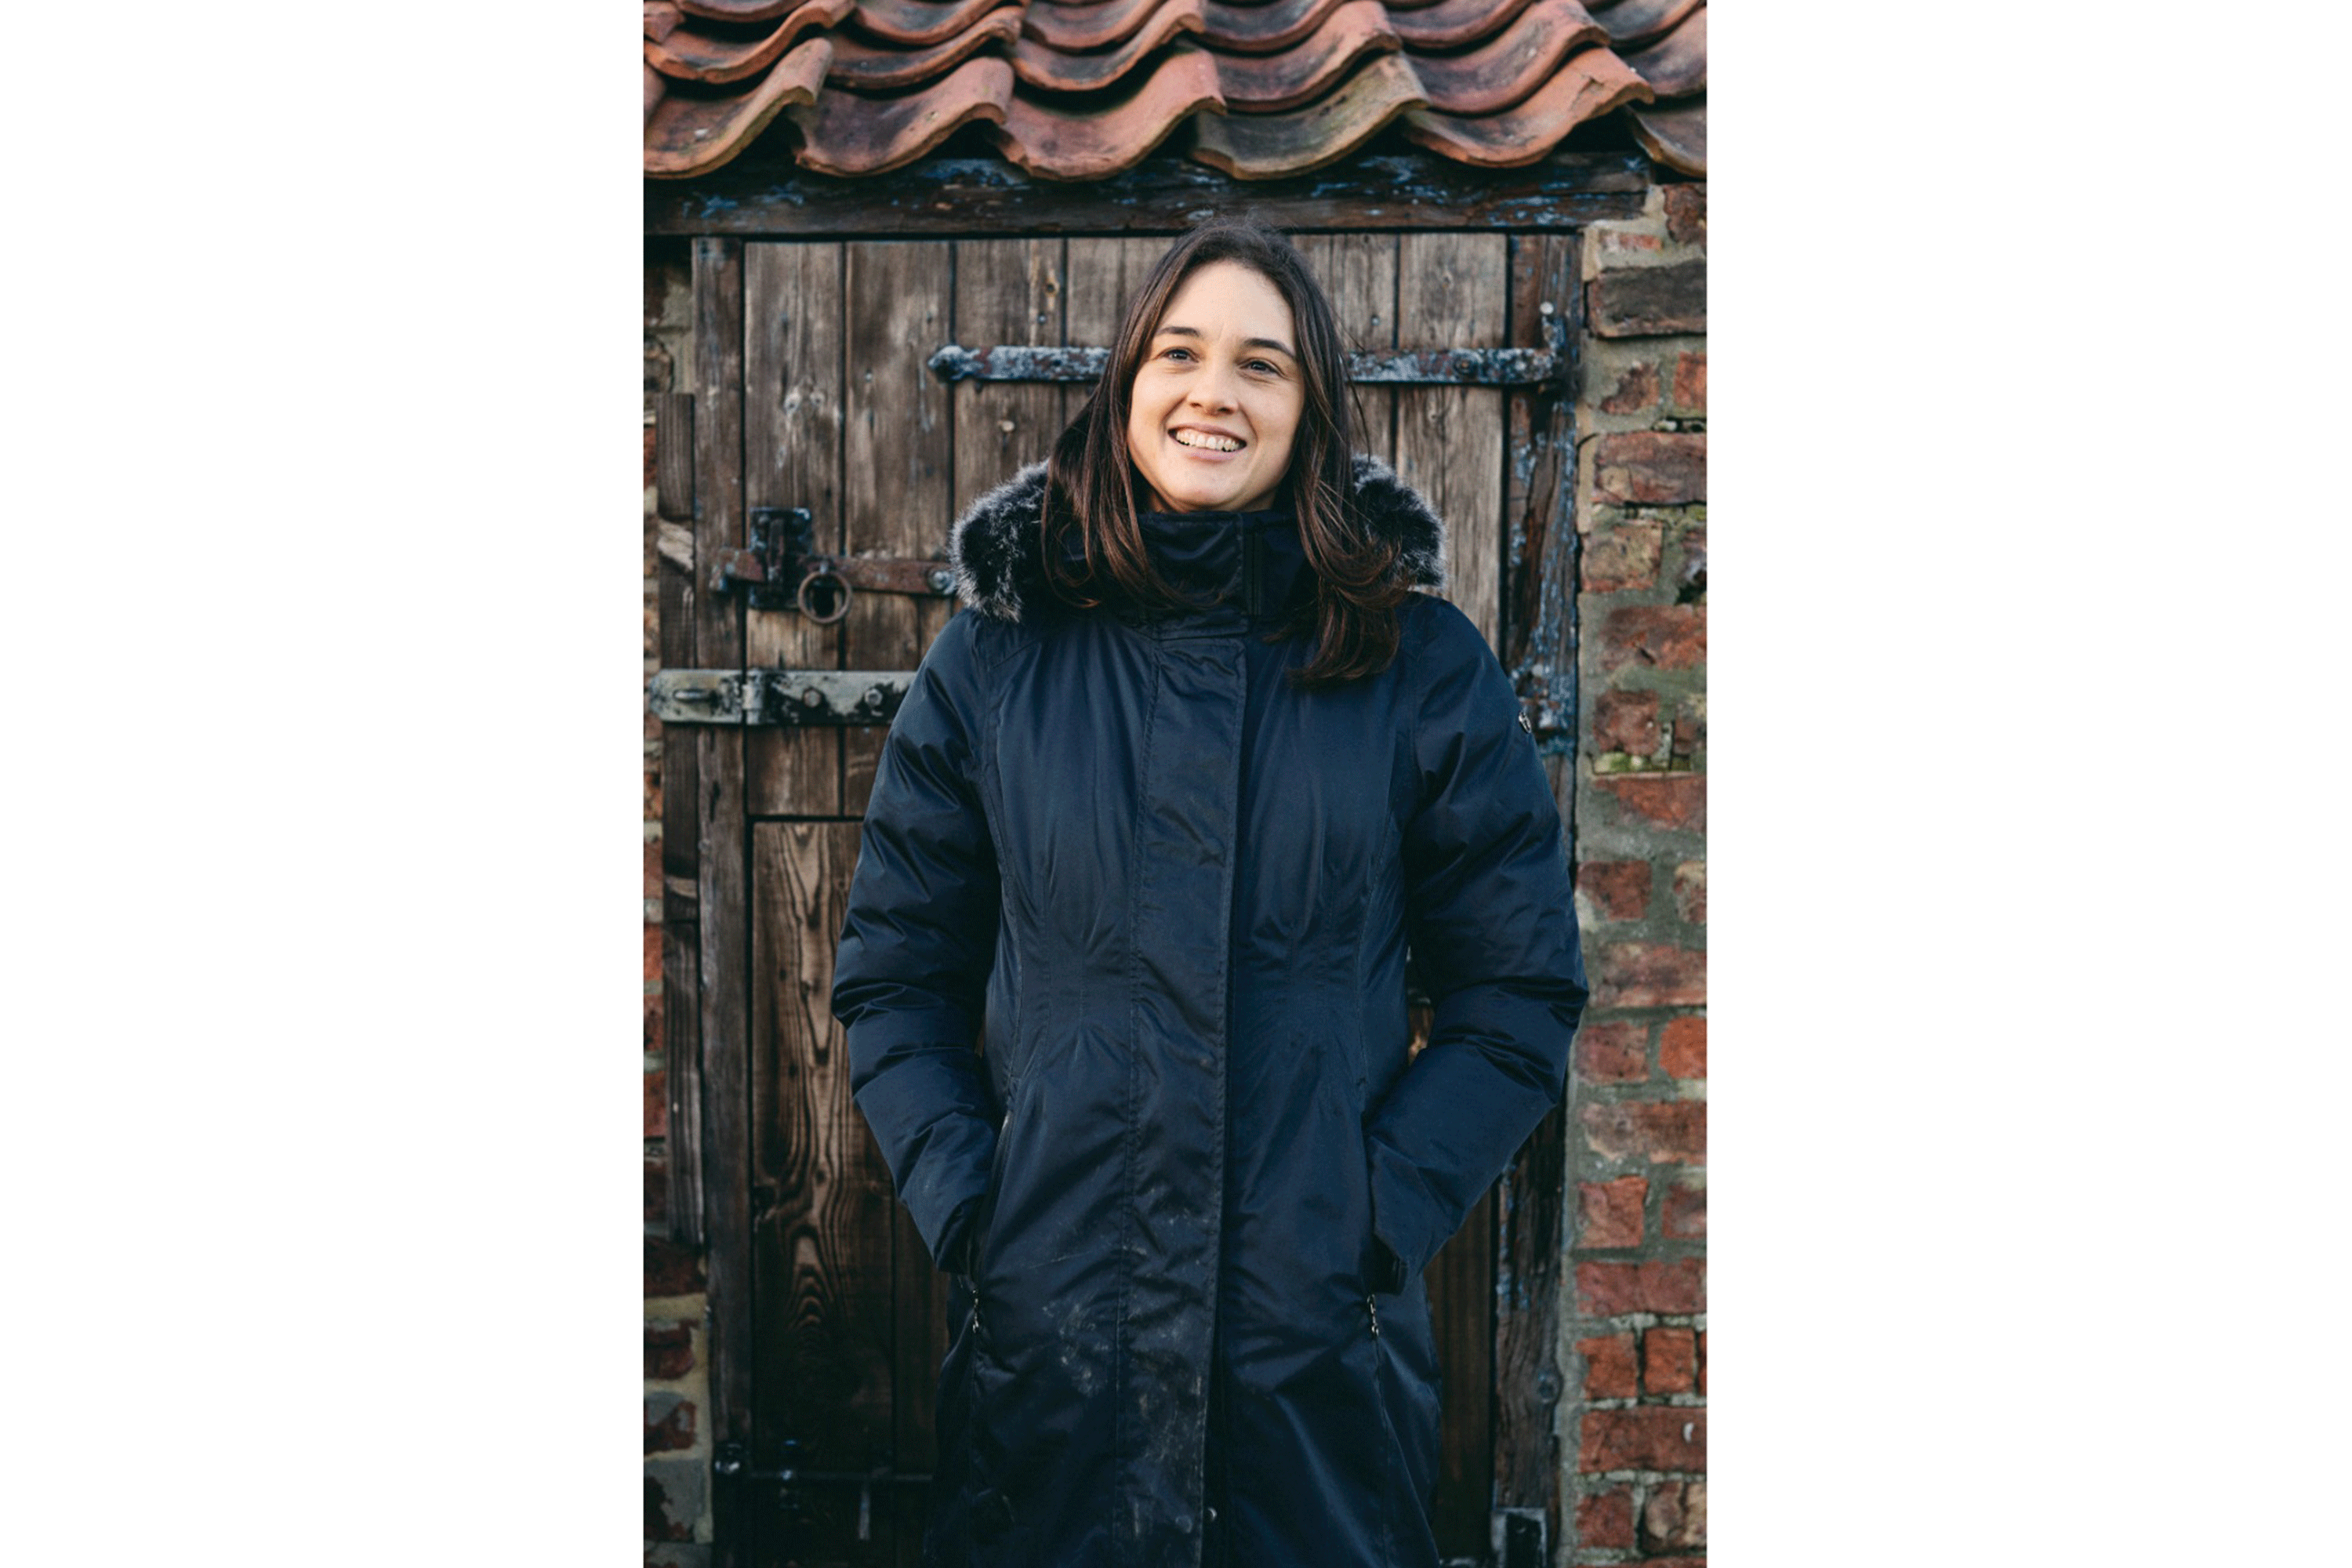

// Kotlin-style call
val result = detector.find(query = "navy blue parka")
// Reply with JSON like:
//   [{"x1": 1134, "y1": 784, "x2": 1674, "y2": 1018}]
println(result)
[{"x1": 830, "y1": 453, "x2": 1588, "y2": 1568}]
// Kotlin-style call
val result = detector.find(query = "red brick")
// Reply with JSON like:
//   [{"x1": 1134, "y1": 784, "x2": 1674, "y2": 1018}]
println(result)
[
  {"x1": 1583, "y1": 521, "x2": 1663, "y2": 593},
  {"x1": 643, "y1": 423, "x2": 659, "y2": 490},
  {"x1": 1595, "y1": 773, "x2": 1705, "y2": 832},
  {"x1": 644, "y1": 924, "x2": 663, "y2": 984},
  {"x1": 1659, "y1": 1016, "x2": 1706, "y2": 1080},
  {"x1": 1577, "y1": 1258, "x2": 1705, "y2": 1316},
  {"x1": 644, "y1": 1463, "x2": 702, "y2": 1543},
  {"x1": 1670, "y1": 350, "x2": 1707, "y2": 416},
  {"x1": 646, "y1": 1236, "x2": 706, "y2": 1298},
  {"x1": 1576, "y1": 1487, "x2": 1636, "y2": 1549},
  {"x1": 1579, "y1": 1406, "x2": 1706, "y2": 1472},
  {"x1": 1592, "y1": 942, "x2": 1706, "y2": 1008},
  {"x1": 645, "y1": 1393, "x2": 697, "y2": 1455},
  {"x1": 645, "y1": 990, "x2": 665, "y2": 1057},
  {"x1": 1697, "y1": 1330, "x2": 1707, "y2": 1395},
  {"x1": 1593, "y1": 431, "x2": 1706, "y2": 503},
  {"x1": 1597, "y1": 228, "x2": 1664, "y2": 261},
  {"x1": 1588, "y1": 263, "x2": 1705, "y2": 336},
  {"x1": 645, "y1": 1320, "x2": 696, "y2": 1381},
  {"x1": 1670, "y1": 863, "x2": 1705, "y2": 927},
  {"x1": 1578, "y1": 860, "x2": 1650, "y2": 921},
  {"x1": 1599, "y1": 604, "x2": 1706, "y2": 673},
  {"x1": 1642, "y1": 1479, "x2": 1707, "y2": 1551},
  {"x1": 644, "y1": 832, "x2": 663, "y2": 901},
  {"x1": 1575, "y1": 1021, "x2": 1650, "y2": 1085},
  {"x1": 1580, "y1": 1100, "x2": 1705, "y2": 1164},
  {"x1": 644, "y1": 1157, "x2": 669, "y2": 1224},
  {"x1": 1577, "y1": 1175, "x2": 1647, "y2": 1248},
  {"x1": 1577, "y1": 1333, "x2": 1639, "y2": 1399},
  {"x1": 1596, "y1": 358, "x2": 1660, "y2": 415},
  {"x1": 1669, "y1": 695, "x2": 1705, "y2": 761},
  {"x1": 1642, "y1": 1327, "x2": 1697, "y2": 1395},
  {"x1": 644, "y1": 1069, "x2": 667, "y2": 1140},
  {"x1": 1662, "y1": 183, "x2": 1705, "y2": 246},
  {"x1": 1661, "y1": 1180, "x2": 1706, "y2": 1240},
  {"x1": 1592, "y1": 689, "x2": 1660, "y2": 756}
]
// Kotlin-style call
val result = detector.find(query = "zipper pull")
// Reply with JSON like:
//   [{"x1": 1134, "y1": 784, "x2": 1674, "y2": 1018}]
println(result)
[{"x1": 1366, "y1": 1292, "x2": 1381, "y2": 1338}]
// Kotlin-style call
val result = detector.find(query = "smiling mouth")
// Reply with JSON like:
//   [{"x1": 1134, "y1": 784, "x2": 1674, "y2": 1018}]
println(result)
[{"x1": 1171, "y1": 430, "x2": 1245, "y2": 452}]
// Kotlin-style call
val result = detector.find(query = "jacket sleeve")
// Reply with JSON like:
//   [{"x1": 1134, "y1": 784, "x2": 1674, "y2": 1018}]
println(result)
[
  {"x1": 831, "y1": 609, "x2": 1003, "y2": 1276},
  {"x1": 1365, "y1": 599, "x2": 1589, "y2": 1293}
]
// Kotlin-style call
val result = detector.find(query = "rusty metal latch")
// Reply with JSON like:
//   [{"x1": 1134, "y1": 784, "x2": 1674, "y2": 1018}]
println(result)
[
  {"x1": 710, "y1": 506, "x2": 957, "y2": 622},
  {"x1": 715, "y1": 1440, "x2": 931, "y2": 1546}
]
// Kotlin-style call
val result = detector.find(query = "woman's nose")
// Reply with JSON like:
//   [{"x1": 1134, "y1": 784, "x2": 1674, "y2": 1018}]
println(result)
[{"x1": 1188, "y1": 364, "x2": 1239, "y2": 409}]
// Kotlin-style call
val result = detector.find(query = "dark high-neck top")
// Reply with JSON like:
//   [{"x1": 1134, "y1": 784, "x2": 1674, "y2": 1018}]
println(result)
[{"x1": 1049, "y1": 504, "x2": 1313, "y2": 623}]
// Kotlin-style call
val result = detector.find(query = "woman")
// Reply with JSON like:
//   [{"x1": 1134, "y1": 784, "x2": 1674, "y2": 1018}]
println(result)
[{"x1": 830, "y1": 216, "x2": 1588, "y2": 1568}]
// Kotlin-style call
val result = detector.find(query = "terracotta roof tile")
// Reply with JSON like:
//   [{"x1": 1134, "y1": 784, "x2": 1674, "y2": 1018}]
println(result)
[
  {"x1": 854, "y1": 0, "x2": 1014, "y2": 48},
  {"x1": 1213, "y1": 0, "x2": 1397, "y2": 113},
  {"x1": 1587, "y1": 0, "x2": 1700, "y2": 49},
  {"x1": 1617, "y1": 2, "x2": 1701, "y2": 96},
  {"x1": 829, "y1": 6, "x2": 1022, "y2": 87},
  {"x1": 1013, "y1": 0, "x2": 1207, "y2": 93},
  {"x1": 645, "y1": 34, "x2": 834, "y2": 176},
  {"x1": 1189, "y1": 48, "x2": 1425, "y2": 178},
  {"x1": 1026, "y1": 0, "x2": 1194, "y2": 53},
  {"x1": 1403, "y1": 45, "x2": 1648, "y2": 167},
  {"x1": 1409, "y1": 0, "x2": 1606, "y2": 116},
  {"x1": 642, "y1": 0, "x2": 1706, "y2": 181},
  {"x1": 992, "y1": 40, "x2": 1225, "y2": 178},
  {"x1": 646, "y1": 0, "x2": 855, "y2": 84},
  {"x1": 789, "y1": 53, "x2": 1014, "y2": 174},
  {"x1": 1385, "y1": 0, "x2": 1537, "y2": 49}
]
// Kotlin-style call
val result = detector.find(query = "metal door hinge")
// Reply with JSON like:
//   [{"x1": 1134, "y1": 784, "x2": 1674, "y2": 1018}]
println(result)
[
  {"x1": 710, "y1": 506, "x2": 956, "y2": 622},
  {"x1": 930, "y1": 343, "x2": 1569, "y2": 390},
  {"x1": 1491, "y1": 1506, "x2": 1546, "y2": 1568},
  {"x1": 648, "y1": 668, "x2": 915, "y2": 727}
]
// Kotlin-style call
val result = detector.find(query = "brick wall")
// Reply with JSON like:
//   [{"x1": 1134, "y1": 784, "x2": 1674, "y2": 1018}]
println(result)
[
  {"x1": 1566, "y1": 181, "x2": 1708, "y2": 1566},
  {"x1": 638, "y1": 205, "x2": 1708, "y2": 1561},
  {"x1": 643, "y1": 239, "x2": 712, "y2": 1563}
]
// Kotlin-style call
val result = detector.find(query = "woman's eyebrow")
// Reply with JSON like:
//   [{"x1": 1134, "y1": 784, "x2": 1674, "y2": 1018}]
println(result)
[{"x1": 1153, "y1": 324, "x2": 1298, "y2": 360}]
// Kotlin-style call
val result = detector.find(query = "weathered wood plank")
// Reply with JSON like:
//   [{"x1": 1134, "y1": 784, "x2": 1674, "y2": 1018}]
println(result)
[
  {"x1": 1062, "y1": 234, "x2": 1169, "y2": 441},
  {"x1": 1492, "y1": 229, "x2": 1584, "y2": 1552},
  {"x1": 1396, "y1": 232, "x2": 1509, "y2": 648},
  {"x1": 745, "y1": 242, "x2": 845, "y2": 816},
  {"x1": 646, "y1": 147, "x2": 1653, "y2": 237},
  {"x1": 749, "y1": 821, "x2": 898, "y2": 1480},
  {"x1": 843, "y1": 241, "x2": 957, "y2": 824},
  {"x1": 656, "y1": 391, "x2": 706, "y2": 1247},
  {"x1": 1429, "y1": 1192, "x2": 1496, "y2": 1557},
  {"x1": 1295, "y1": 232, "x2": 1397, "y2": 471},
  {"x1": 689, "y1": 237, "x2": 756, "y2": 1568},
  {"x1": 948, "y1": 238, "x2": 1064, "y2": 618}
]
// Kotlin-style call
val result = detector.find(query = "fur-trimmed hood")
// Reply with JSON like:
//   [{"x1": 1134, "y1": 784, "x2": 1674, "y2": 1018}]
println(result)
[{"x1": 946, "y1": 452, "x2": 1448, "y2": 622}]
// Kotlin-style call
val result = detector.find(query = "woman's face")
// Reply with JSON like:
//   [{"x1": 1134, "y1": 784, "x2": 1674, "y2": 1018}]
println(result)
[{"x1": 1125, "y1": 260, "x2": 1306, "y2": 514}]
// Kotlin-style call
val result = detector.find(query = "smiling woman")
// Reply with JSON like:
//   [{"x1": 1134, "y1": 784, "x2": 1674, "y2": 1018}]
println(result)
[
  {"x1": 1125, "y1": 259, "x2": 1307, "y2": 515},
  {"x1": 833, "y1": 213, "x2": 1588, "y2": 1568}
]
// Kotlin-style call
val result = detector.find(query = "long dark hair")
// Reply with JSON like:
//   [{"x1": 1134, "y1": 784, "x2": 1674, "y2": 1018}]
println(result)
[{"x1": 1040, "y1": 215, "x2": 1414, "y2": 686}]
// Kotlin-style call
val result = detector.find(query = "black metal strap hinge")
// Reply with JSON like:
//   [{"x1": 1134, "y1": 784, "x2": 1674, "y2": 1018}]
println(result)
[
  {"x1": 929, "y1": 343, "x2": 1569, "y2": 389},
  {"x1": 648, "y1": 668, "x2": 917, "y2": 728},
  {"x1": 710, "y1": 506, "x2": 957, "y2": 621}
]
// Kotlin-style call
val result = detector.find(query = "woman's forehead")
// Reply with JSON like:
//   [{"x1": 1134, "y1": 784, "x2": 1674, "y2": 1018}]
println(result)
[{"x1": 1150, "y1": 263, "x2": 1295, "y2": 350}]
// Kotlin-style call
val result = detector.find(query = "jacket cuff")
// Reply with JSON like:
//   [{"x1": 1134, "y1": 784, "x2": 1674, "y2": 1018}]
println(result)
[{"x1": 1367, "y1": 1138, "x2": 1443, "y2": 1292}]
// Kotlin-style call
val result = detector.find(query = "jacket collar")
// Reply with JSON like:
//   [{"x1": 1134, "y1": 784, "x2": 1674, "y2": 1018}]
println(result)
[{"x1": 946, "y1": 452, "x2": 1447, "y2": 624}]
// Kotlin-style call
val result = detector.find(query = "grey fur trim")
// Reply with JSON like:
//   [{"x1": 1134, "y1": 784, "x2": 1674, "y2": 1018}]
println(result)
[{"x1": 943, "y1": 452, "x2": 1448, "y2": 623}]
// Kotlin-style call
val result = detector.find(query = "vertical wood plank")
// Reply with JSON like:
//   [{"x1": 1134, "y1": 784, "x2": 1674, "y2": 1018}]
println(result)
[
  {"x1": 745, "y1": 242, "x2": 846, "y2": 817},
  {"x1": 1396, "y1": 233, "x2": 1510, "y2": 648},
  {"x1": 1494, "y1": 230, "x2": 1584, "y2": 1554},
  {"x1": 655, "y1": 392, "x2": 706, "y2": 1247},
  {"x1": 1295, "y1": 233, "x2": 1396, "y2": 471},
  {"x1": 750, "y1": 822, "x2": 898, "y2": 1541},
  {"x1": 1062, "y1": 234, "x2": 1167, "y2": 437},
  {"x1": 690, "y1": 235, "x2": 756, "y2": 1568},
  {"x1": 952, "y1": 238, "x2": 1065, "y2": 525},
  {"x1": 842, "y1": 240, "x2": 957, "y2": 818}
]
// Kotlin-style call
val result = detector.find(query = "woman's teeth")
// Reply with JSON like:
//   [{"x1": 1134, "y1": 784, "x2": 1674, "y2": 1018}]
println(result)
[{"x1": 1173, "y1": 430, "x2": 1242, "y2": 452}]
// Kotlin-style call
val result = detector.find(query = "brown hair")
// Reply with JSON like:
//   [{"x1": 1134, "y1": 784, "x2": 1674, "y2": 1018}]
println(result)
[{"x1": 1040, "y1": 215, "x2": 1414, "y2": 686}]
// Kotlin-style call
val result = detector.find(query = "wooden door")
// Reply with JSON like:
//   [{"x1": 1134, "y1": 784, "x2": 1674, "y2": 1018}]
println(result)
[{"x1": 664, "y1": 230, "x2": 1584, "y2": 1567}]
